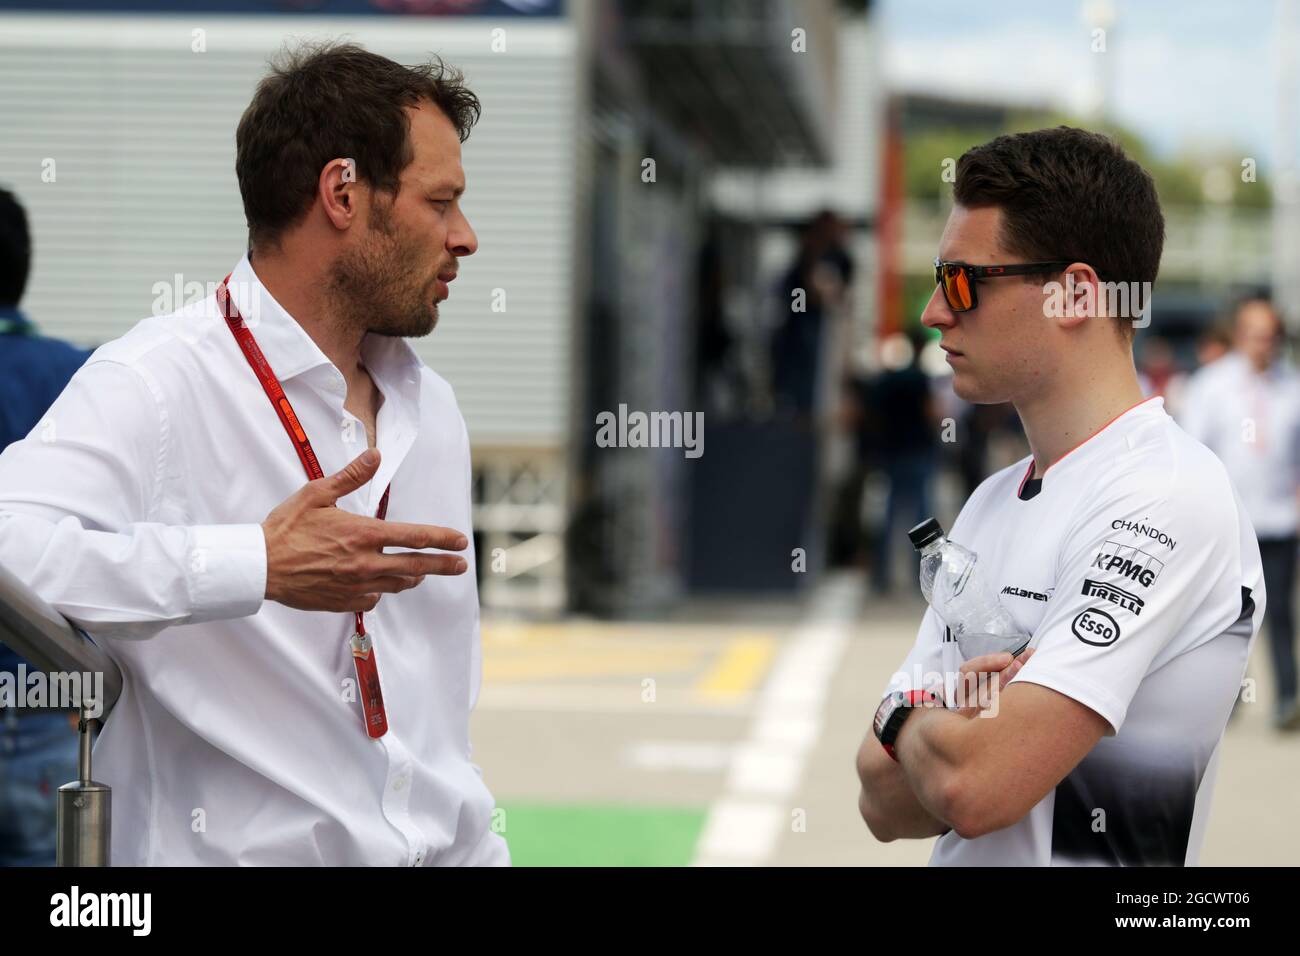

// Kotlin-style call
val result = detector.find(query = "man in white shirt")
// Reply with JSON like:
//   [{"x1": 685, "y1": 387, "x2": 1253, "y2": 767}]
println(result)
[
  {"x1": 856, "y1": 127, "x2": 1264, "y2": 865},
  {"x1": 1179, "y1": 297, "x2": 1300, "y2": 731},
  {"x1": 0, "y1": 42, "x2": 509, "y2": 866}
]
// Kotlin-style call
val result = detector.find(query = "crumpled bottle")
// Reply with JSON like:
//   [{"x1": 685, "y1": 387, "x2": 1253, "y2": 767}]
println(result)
[{"x1": 908, "y1": 517, "x2": 1030, "y2": 660}]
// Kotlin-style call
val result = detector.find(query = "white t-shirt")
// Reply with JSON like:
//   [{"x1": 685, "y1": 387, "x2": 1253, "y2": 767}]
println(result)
[{"x1": 884, "y1": 396, "x2": 1265, "y2": 866}]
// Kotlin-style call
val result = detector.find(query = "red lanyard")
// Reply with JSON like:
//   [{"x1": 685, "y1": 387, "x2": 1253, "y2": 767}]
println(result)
[{"x1": 217, "y1": 275, "x2": 390, "y2": 739}]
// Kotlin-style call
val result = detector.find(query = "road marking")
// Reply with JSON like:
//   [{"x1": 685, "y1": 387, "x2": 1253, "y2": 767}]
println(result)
[
  {"x1": 691, "y1": 574, "x2": 862, "y2": 866},
  {"x1": 480, "y1": 623, "x2": 777, "y2": 707},
  {"x1": 695, "y1": 636, "x2": 777, "y2": 700},
  {"x1": 624, "y1": 741, "x2": 732, "y2": 772},
  {"x1": 692, "y1": 799, "x2": 786, "y2": 863}
]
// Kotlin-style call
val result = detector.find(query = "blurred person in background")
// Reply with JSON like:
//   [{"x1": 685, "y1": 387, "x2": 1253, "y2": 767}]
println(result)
[
  {"x1": 0, "y1": 187, "x2": 91, "y2": 866},
  {"x1": 1179, "y1": 296, "x2": 1300, "y2": 731},
  {"x1": 771, "y1": 209, "x2": 854, "y2": 419},
  {"x1": 954, "y1": 400, "x2": 1022, "y2": 500},
  {"x1": 828, "y1": 372, "x2": 872, "y2": 568},
  {"x1": 1196, "y1": 323, "x2": 1232, "y2": 368},
  {"x1": 867, "y1": 328, "x2": 939, "y2": 595},
  {"x1": 1136, "y1": 334, "x2": 1189, "y2": 419}
]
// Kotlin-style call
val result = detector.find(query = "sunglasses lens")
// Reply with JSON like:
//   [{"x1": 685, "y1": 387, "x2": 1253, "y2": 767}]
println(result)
[{"x1": 941, "y1": 264, "x2": 973, "y2": 311}]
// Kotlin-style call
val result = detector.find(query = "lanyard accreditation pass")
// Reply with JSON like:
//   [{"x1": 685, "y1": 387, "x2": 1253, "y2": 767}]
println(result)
[{"x1": 217, "y1": 275, "x2": 390, "y2": 739}]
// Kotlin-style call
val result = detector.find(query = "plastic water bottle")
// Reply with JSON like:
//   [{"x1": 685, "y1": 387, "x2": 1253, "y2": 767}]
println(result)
[{"x1": 908, "y1": 517, "x2": 1030, "y2": 660}]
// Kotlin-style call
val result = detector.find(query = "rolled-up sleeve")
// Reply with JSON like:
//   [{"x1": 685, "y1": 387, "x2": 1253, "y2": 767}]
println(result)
[{"x1": 0, "y1": 359, "x2": 266, "y2": 639}]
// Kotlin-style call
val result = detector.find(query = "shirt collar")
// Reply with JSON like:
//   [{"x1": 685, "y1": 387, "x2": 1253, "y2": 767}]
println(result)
[{"x1": 222, "y1": 251, "x2": 423, "y2": 389}]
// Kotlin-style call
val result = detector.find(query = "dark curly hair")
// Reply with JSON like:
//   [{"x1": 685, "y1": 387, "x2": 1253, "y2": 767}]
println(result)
[
  {"x1": 955, "y1": 127, "x2": 1165, "y2": 338},
  {"x1": 236, "y1": 41, "x2": 481, "y2": 252}
]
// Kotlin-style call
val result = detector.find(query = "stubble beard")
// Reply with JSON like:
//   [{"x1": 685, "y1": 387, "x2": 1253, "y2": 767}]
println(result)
[{"x1": 328, "y1": 196, "x2": 440, "y2": 340}]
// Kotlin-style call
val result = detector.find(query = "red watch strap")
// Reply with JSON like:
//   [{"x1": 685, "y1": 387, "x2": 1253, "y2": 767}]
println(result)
[{"x1": 879, "y1": 688, "x2": 941, "y2": 762}]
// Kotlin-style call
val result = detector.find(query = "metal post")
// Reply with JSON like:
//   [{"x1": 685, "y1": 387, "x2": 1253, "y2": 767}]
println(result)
[
  {"x1": 56, "y1": 702, "x2": 111, "y2": 866},
  {"x1": 0, "y1": 562, "x2": 121, "y2": 866}
]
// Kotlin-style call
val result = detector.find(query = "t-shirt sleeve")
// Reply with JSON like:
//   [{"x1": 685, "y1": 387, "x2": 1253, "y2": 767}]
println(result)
[{"x1": 1008, "y1": 470, "x2": 1239, "y2": 736}]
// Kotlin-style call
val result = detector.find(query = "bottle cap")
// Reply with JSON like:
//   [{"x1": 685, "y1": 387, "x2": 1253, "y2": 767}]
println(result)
[{"x1": 907, "y1": 517, "x2": 945, "y2": 551}]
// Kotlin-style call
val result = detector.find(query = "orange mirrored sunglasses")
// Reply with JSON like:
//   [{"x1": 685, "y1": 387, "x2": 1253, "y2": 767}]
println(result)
[{"x1": 934, "y1": 258, "x2": 1072, "y2": 312}]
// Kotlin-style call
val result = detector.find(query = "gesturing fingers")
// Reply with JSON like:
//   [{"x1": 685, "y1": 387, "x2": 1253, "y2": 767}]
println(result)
[{"x1": 365, "y1": 519, "x2": 468, "y2": 553}]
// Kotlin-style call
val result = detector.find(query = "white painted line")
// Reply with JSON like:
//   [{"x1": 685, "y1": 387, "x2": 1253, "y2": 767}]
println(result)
[
  {"x1": 692, "y1": 798, "x2": 787, "y2": 863},
  {"x1": 623, "y1": 740, "x2": 732, "y2": 773},
  {"x1": 726, "y1": 741, "x2": 806, "y2": 799},
  {"x1": 691, "y1": 573, "x2": 863, "y2": 866},
  {"x1": 751, "y1": 707, "x2": 822, "y2": 748}
]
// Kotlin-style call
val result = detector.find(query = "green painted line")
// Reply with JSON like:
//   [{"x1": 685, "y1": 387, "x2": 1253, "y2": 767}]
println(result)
[{"x1": 495, "y1": 803, "x2": 707, "y2": 867}]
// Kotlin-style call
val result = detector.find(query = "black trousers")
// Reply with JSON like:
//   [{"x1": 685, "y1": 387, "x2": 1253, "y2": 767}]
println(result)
[{"x1": 1257, "y1": 535, "x2": 1300, "y2": 712}]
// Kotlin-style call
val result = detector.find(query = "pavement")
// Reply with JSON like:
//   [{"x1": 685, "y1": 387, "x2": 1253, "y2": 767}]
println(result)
[{"x1": 470, "y1": 571, "x2": 1300, "y2": 866}]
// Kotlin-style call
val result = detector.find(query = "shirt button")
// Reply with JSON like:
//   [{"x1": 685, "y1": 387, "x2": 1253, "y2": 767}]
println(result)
[
  {"x1": 414, "y1": 851, "x2": 425, "y2": 866},
  {"x1": 392, "y1": 773, "x2": 408, "y2": 792}
]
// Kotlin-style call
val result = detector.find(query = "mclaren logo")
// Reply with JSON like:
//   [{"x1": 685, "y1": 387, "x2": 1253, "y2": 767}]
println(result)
[
  {"x1": 1000, "y1": 585, "x2": 1051, "y2": 602},
  {"x1": 1081, "y1": 578, "x2": 1145, "y2": 616},
  {"x1": 1090, "y1": 539, "x2": 1165, "y2": 588}
]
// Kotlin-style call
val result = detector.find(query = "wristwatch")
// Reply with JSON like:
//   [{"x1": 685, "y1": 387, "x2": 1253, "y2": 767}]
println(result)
[{"x1": 873, "y1": 688, "x2": 942, "y2": 761}]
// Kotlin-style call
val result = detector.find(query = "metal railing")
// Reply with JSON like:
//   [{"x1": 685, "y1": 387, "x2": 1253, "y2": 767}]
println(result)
[{"x1": 0, "y1": 562, "x2": 121, "y2": 866}]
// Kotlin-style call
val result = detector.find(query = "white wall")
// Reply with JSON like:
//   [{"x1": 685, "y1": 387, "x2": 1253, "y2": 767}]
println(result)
[{"x1": 0, "y1": 13, "x2": 577, "y2": 446}]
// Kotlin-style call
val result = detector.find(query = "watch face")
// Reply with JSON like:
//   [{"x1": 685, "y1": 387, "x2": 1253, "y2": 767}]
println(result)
[{"x1": 873, "y1": 692, "x2": 902, "y2": 739}]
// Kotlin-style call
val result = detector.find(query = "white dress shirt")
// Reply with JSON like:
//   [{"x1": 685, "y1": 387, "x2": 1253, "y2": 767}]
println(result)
[
  {"x1": 0, "y1": 252, "x2": 509, "y2": 866},
  {"x1": 1178, "y1": 352, "x2": 1300, "y2": 540}
]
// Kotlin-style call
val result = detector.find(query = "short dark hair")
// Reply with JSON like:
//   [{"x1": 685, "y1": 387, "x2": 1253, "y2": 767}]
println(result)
[
  {"x1": 0, "y1": 187, "x2": 31, "y2": 306},
  {"x1": 1230, "y1": 293, "x2": 1283, "y2": 333},
  {"x1": 236, "y1": 41, "x2": 481, "y2": 252},
  {"x1": 954, "y1": 126, "x2": 1165, "y2": 340},
  {"x1": 1231, "y1": 291, "x2": 1273, "y2": 315},
  {"x1": 1198, "y1": 321, "x2": 1233, "y2": 350}
]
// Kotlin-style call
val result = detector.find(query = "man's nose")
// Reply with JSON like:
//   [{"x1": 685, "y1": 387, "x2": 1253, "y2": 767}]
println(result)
[
  {"x1": 920, "y1": 284, "x2": 956, "y2": 331},
  {"x1": 448, "y1": 206, "x2": 478, "y2": 258}
]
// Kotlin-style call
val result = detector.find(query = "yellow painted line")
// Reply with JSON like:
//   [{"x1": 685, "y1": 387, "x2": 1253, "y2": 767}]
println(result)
[{"x1": 694, "y1": 636, "x2": 776, "y2": 701}]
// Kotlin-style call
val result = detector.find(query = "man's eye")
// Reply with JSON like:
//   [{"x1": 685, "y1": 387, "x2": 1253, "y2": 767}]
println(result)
[{"x1": 430, "y1": 199, "x2": 451, "y2": 210}]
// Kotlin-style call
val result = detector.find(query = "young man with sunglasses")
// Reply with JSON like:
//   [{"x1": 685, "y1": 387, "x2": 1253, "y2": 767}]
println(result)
[{"x1": 855, "y1": 127, "x2": 1265, "y2": 865}]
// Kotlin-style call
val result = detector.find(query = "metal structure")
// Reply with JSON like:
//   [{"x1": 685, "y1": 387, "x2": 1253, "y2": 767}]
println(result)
[
  {"x1": 0, "y1": 563, "x2": 121, "y2": 866},
  {"x1": 474, "y1": 450, "x2": 568, "y2": 612}
]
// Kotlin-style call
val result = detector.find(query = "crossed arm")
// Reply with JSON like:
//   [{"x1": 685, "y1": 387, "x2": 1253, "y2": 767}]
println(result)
[{"x1": 856, "y1": 658, "x2": 1110, "y2": 842}]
